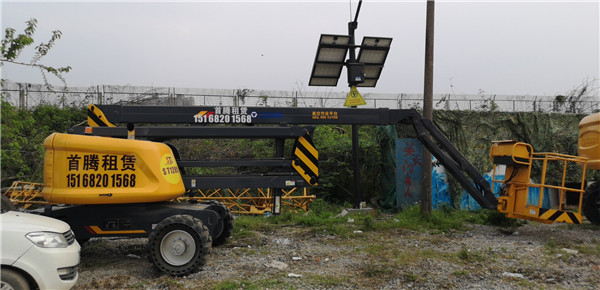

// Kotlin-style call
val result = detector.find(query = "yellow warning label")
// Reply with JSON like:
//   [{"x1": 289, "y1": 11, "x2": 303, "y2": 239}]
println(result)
[
  {"x1": 160, "y1": 153, "x2": 181, "y2": 184},
  {"x1": 344, "y1": 86, "x2": 367, "y2": 107}
]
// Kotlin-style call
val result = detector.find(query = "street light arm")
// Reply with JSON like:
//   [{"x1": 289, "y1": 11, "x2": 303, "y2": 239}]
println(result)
[{"x1": 353, "y1": 0, "x2": 363, "y2": 23}]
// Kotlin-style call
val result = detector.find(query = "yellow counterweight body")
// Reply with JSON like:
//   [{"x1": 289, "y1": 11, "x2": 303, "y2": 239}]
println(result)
[
  {"x1": 42, "y1": 133, "x2": 185, "y2": 204},
  {"x1": 578, "y1": 112, "x2": 600, "y2": 170}
]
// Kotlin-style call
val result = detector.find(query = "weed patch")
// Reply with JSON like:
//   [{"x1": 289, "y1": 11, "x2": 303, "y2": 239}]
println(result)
[
  {"x1": 457, "y1": 246, "x2": 486, "y2": 263},
  {"x1": 212, "y1": 278, "x2": 288, "y2": 290},
  {"x1": 305, "y1": 274, "x2": 347, "y2": 288},
  {"x1": 363, "y1": 264, "x2": 395, "y2": 278}
]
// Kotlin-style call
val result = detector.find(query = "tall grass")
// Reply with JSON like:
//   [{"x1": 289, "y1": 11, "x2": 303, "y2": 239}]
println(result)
[{"x1": 233, "y1": 200, "x2": 520, "y2": 238}]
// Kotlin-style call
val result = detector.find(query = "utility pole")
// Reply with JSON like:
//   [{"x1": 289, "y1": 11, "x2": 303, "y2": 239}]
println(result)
[
  {"x1": 422, "y1": 0, "x2": 435, "y2": 216},
  {"x1": 349, "y1": 0, "x2": 363, "y2": 208}
]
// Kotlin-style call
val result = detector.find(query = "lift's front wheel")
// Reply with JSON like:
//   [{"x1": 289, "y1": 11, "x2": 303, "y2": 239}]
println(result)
[
  {"x1": 147, "y1": 215, "x2": 212, "y2": 276},
  {"x1": 583, "y1": 181, "x2": 600, "y2": 225}
]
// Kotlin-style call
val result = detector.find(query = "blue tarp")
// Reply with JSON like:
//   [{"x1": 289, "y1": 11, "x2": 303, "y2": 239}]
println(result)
[
  {"x1": 459, "y1": 173, "x2": 551, "y2": 210},
  {"x1": 396, "y1": 138, "x2": 551, "y2": 211}
]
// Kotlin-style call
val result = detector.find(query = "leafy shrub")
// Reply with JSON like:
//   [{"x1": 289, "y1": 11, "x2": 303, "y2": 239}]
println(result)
[{"x1": 1, "y1": 101, "x2": 86, "y2": 186}]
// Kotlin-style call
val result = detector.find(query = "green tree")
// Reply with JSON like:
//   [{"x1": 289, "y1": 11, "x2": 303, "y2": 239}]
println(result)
[
  {"x1": 1, "y1": 101, "x2": 86, "y2": 187},
  {"x1": 312, "y1": 125, "x2": 383, "y2": 204},
  {"x1": 1, "y1": 100, "x2": 37, "y2": 185},
  {"x1": 1, "y1": 18, "x2": 71, "y2": 89}
]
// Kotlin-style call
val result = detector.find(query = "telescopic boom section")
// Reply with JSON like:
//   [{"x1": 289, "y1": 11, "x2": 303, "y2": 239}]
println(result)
[{"x1": 81, "y1": 105, "x2": 497, "y2": 209}]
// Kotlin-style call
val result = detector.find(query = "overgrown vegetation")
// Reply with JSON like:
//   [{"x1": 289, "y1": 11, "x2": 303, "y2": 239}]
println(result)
[
  {"x1": 0, "y1": 100, "x2": 86, "y2": 187},
  {"x1": 233, "y1": 200, "x2": 523, "y2": 239},
  {"x1": 425, "y1": 110, "x2": 595, "y2": 204}
]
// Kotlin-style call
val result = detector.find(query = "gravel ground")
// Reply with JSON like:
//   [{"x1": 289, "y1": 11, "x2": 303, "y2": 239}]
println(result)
[{"x1": 73, "y1": 217, "x2": 600, "y2": 289}]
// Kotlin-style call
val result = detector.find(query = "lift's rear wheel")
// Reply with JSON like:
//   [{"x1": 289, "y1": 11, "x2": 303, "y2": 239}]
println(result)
[
  {"x1": 212, "y1": 209, "x2": 233, "y2": 246},
  {"x1": 582, "y1": 181, "x2": 600, "y2": 225},
  {"x1": 146, "y1": 215, "x2": 212, "y2": 276}
]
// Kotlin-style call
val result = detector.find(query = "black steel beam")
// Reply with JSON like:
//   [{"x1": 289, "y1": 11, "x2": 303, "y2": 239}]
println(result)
[
  {"x1": 410, "y1": 116, "x2": 497, "y2": 209},
  {"x1": 93, "y1": 105, "x2": 407, "y2": 125},
  {"x1": 183, "y1": 175, "x2": 306, "y2": 189},
  {"x1": 178, "y1": 159, "x2": 292, "y2": 168},
  {"x1": 69, "y1": 126, "x2": 315, "y2": 140}
]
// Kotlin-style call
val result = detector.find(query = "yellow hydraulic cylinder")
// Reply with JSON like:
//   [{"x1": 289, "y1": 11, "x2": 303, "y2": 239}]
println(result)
[{"x1": 490, "y1": 141, "x2": 538, "y2": 221}]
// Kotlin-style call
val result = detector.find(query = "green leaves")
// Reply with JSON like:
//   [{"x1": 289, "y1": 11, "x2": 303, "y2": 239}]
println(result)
[
  {"x1": 1, "y1": 18, "x2": 37, "y2": 62},
  {"x1": 0, "y1": 101, "x2": 86, "y2": 186},
  {"x1": 1, "y1": 18, "x2": 70, "y2": 90},
  {"x1": 312, "y1": 125, "x2": 383, "y2": 203}
]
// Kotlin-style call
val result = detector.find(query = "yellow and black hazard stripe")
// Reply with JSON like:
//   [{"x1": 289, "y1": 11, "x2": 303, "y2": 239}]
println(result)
[
  {"x1": 538, "y1": 208, "x2": 582, "y2": 224},
  {"x1": 292, "y1": 133, "x2": 318, "y2": 186},
  {"x1": 87, "y1": 104, "x2": 115, "y2": 127}
]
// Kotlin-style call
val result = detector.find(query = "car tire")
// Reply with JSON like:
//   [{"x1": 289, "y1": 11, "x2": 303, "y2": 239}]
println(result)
[
  {"x1": 146, "y1": 215, "x2": 211, "y2": 276},
  {"x1": 1, "y1": 268, "x2": 31, "y2": 290},
  {"x1": 1, "y1": 195, "x2": 16, "y2": 212}
]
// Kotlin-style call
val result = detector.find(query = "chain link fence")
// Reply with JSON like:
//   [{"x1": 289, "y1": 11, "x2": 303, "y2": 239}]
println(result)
[{"x1": 2, "y1": 81, "x2": 598, "y2": 113}]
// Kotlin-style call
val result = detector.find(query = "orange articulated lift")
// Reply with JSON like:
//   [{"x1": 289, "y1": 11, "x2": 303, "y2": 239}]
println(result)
[
  {"x1": 490, "y1": 141, "x2": 587, "y2": 224},
  {"x1": 490, "y1": 112, "x2": 599, "y2": 225}
]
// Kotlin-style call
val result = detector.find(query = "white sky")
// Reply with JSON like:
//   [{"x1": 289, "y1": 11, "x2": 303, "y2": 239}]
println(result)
[{"x1": 1, "y1": 0, "x2": 599, "y2": 96}]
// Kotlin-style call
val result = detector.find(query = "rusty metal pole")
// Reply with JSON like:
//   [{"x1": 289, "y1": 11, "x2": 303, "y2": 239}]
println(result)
[{"x1": 422, "y1": 0, "x2": 435, "y2": 216}]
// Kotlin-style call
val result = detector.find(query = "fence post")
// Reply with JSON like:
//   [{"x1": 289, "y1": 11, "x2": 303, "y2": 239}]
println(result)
[
  {"x1": 397, "y1": 94, "x2": 403, "y2": 109},
  {"x1": 169, "y1": 87, "x2": 174, "y2": 106},
  {"x1": 19, "y1": 84, "x2": 27, "y2": 110},
  {"x1": 292, "y1": 91, "x2": 298, "y2": 107},
  {"x1": 97, "y1": 85, "x2": 103, "y2": 105}
]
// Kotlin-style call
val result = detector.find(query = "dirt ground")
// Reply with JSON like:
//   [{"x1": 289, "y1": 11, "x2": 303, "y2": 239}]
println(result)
[{"x1": 73, "y1": 218, "x2": 600, "y2": 289}]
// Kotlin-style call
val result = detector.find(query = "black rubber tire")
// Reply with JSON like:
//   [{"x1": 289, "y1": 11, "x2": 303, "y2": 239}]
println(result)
[
  {"x1": 146, "y1": 215, "x2": 212, "y2": 276},
  {"x1": 77, "y1": 237, "x2": 90, "y2": 245},
  {"x1": 1, "y1": 195, "x2": 16, "y2": 212},
  {"x1": 212, "y1": 208, "x2": 234, "y2": 247},
  {"x1": 1, "y1": 268, "x2": 31, "y2": 290},
  {"x1": 582, "y1": 181, "x2": 600, "y2": 225}
]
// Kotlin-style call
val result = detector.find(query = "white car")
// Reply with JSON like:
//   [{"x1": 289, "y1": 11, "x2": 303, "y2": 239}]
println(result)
[{"x1": 1, "y1": 210, "x2": 80, "y2": 290}]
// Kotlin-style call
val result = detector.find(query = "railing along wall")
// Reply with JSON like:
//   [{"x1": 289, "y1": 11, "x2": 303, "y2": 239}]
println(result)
[{"x1": 1, "y1": 83, "x2": 598, "y2": 113}]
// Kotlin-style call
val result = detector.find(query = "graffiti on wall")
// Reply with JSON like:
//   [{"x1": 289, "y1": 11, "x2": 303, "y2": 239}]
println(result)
[{"x1": 396, "y1": 138, "x2": 451, "y2": 209}]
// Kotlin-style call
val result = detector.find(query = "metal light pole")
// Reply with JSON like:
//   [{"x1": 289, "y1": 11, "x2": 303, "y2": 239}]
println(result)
[
  {"x1": 308, "y1": 0, "x2": 391, "y2": 209},
  {"x1": 349, "y1": 0, "x2": 363, "y2": 208}
]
